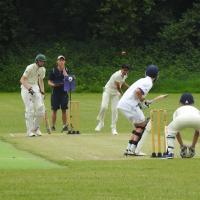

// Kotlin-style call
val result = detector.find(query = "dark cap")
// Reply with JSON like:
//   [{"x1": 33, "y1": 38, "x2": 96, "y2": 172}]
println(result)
[{"x1": 180, "y1": 93, "x2": 194, "y2": 105}]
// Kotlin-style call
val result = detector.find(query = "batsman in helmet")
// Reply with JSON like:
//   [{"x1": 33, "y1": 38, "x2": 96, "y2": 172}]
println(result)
[
  {"x1": 20, "y1": 54, "x2": 46, "y2": 137},
  {"x1": 117, "y1": 65, "x2": 159, "y2": 155}
]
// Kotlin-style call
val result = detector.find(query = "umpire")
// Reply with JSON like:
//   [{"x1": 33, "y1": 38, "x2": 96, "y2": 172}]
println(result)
[{"x1": 48, "y1": 55, "x2": 69, "y2": 132}]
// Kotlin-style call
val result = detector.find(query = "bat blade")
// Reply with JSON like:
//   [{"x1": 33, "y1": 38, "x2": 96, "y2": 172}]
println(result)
[{"x1": 150, "y1": 94, "x2": 168, "y2": 104}]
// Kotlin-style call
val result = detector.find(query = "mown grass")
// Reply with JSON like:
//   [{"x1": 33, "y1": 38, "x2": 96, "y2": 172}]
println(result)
[{"x1": 0, "y1": 93, "x2": 200, "y2": 200}]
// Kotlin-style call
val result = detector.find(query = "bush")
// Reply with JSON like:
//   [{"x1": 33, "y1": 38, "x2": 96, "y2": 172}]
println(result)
[{"x1": 1, "y1": 39, "x2": 200, "y2": 93}]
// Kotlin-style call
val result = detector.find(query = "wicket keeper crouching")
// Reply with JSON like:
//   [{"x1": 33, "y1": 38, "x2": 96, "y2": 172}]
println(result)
[
  {"x1": 117, "y1": 65, "x2": 159, "y2": 156},
  {"x1": 164, "y1": 93, "x2": 200, "y2": 159}
]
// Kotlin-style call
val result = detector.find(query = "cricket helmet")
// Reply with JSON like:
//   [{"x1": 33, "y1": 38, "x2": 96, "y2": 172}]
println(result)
[
  {"x1": 35, "y1": 54, "x2": 46, "y2": 62},
  {"x1": 180, "y1": 93, "x2": 194, "y2": 105},
  {"x1": 146, "y1": 65, "x2": 159, "y2": 78}
]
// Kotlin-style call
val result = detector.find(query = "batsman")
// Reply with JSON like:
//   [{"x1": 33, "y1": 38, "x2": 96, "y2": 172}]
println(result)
[
  {"x1": 20, "y1": 54, "x2": 46, "y2": 137},
  {"x1": 117, "y1": 65, "x2": 159, "y2": 155}
]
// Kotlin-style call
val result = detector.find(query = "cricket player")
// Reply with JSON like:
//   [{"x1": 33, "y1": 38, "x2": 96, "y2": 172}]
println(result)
[
  {"x1": 164, "y1": 93, "x2": 200, "y2": 159},
  {"x1": 117, "y1": 65, "x2": 159, "y2": 155},
  {"x1": 20, "y1": 54, "x2": 46, "y2": 137},
  {"x1": 95, "y1": 64, "x2": 130, "y2": 135}
]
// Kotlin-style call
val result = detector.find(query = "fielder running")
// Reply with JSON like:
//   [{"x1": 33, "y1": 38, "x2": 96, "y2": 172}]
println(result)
[
  {"x1": 164, "y1": 93, "x2": 200, "y2": 159},
  {"x1": 20, "y1": 54, "x2": 46, "y2": 137},
  {"x1": 95, "y1": 64, "x2": 129, "y2": 135},
  {"x1": 117, "y1": 65, "x2": 159, "y2": 155}
]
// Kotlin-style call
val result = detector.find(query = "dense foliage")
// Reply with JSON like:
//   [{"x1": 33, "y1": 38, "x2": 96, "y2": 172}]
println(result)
[{"x1": 0, "y1": 0, "x2": 200, "y2": 92}]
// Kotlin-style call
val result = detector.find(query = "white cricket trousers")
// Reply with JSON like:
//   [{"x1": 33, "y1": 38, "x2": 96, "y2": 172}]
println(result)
[
  {"x1": 168, "y1": 114, "x2": 200, "y2": 134},
  {"x1": 97, "y1": 90, "x2": 120, "y2": 129},
  {"x1": 21, "y1": 84, "x2": 45, "y2": 135},
  {"x1": 167, "y1": 114, "x2": 200, "y2": 153}
]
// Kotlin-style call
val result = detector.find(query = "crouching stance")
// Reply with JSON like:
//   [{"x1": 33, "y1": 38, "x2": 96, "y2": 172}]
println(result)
[
  {"x1": 117, "y1": 65, "x2": 159, "y2": 155},
  {"x1": 165, "y1": 93, "x2": 200, "y2": 159},
  {"x1": 20, "y1": 54, "x2": 46, "y2": 137}
]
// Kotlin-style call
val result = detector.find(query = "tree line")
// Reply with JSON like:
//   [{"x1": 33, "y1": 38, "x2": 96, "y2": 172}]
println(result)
[
  {"x1": 1, "y1": 0, "x2": 199, "y2": 50},
  {"x1": 1, "y1": 0, "x2": 200, "y2": 92}
]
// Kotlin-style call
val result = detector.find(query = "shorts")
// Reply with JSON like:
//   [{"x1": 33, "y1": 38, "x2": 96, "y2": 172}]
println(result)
[
  {"x1": 51, "y1": 92, "x2": 68, "y2": 111},
  {"x1": 118, "y1": 105, "x2": 145, "y2": 124}
]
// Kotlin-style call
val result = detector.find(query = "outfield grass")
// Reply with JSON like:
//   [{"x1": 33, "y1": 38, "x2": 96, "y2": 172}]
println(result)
[{"x1": 1, "y1": 93, "x2": 200, "y2": 200}]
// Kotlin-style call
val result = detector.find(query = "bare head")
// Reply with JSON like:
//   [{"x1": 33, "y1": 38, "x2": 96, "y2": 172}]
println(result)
[{"x1": 121, "y1": 64, "x2": 130, "y2": 76}]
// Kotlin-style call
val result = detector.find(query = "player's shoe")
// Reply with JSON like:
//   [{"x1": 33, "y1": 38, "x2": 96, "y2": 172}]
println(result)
[
  {"x1": 35, "y1": 128, "x2": 42, "y2": 136},
  {"x1": 51, "y1": 126, "x2": 56, "y2": 131},
  {"x1": 61, "y1": 125, "x2": 68, "y2": 133},
  {"x1": 161, "y1": 153, "x2": 174, "y2": 159},
  {"x1": 180, "y1": 145, "x2": 187, "y2": 158},
  {"x1": 188, "y1": 146, "x2": 195, "y2": 158},
  {"x1": 28, "y1": 132, "x2": 36, "y2": 137},
  {"x1": 46, "y1": 127, "x2": 51, "y2": 134},
  {"x1": 95, "y1": 122, "x2": 104, "y2": 132},
  {"x1": 112, "y1": 129, "x2": 118, "y2": 135},
  {"x1": 124, "y1": 149, "x2": 135, "y2": 156}
]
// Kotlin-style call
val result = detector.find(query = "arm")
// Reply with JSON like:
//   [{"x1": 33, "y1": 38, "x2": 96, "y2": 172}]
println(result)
[
  {"x1": 48, "y1": 80, "x2": 56, "y2": 87},
  {"x1": 115, "y1": 81, "x2": 123, "y2": 95},
  {"x1": 135, "y1": 88, "x2": 145, "y2": 102},
  {"x1": 122, "y1": 82, "x2": 129, "y2": 90},
  {"x1": 20, "y1": 75, "x2": 32, "y2": 90},
  {"x1": 176, "y1": 132, "x2": 184, "y2": 146},
  {"x1": 38, "y1": 78, "x2": 45, "y2": 94}
]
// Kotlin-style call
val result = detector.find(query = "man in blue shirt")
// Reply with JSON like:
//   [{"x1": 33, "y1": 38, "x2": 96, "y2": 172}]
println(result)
[{"x1": 48, "y1": 55, "x2": 69, "y2": 132}]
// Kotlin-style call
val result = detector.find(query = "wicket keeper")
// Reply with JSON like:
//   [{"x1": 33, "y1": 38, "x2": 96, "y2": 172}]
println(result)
[{"x1": 164, "y1": 93, "x2": 200, "y2": 159}]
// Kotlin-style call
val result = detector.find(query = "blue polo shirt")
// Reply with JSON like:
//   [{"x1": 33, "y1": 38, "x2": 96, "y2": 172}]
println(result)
[{"x1": 48, "y1": 67, "x2": 68, "y2": 94}]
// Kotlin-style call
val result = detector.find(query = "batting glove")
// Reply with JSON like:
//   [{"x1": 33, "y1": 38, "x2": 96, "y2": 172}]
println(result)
[
  {"x1": 144, "y1": 100, "x2": 151, "y2": 107},
  {"x1": 28, "y1": 88, "x2": 35, "y2": 95}
]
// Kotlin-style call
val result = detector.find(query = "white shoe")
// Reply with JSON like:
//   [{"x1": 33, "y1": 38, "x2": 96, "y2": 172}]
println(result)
[
  {"x1": 35, "y1": 128, "x2": 42, "y2": 136},
  {"x1": 124, "y1": 149, "x2": 135, "y2": 156},
  {"x1": 28, "y1": 132, "x2": 36, "y2": 137},
  {"x1": 112, "y1": 129, "x2": 118, "y2": 135},
  {"x1": 95, "y1": 122, "x2": 104, "y2": 132}
]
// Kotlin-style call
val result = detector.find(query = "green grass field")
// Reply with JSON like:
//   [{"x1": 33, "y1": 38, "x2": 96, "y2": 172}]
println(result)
[{"x1": 0, "y1": 93, "x2": 200, "y2": 200}]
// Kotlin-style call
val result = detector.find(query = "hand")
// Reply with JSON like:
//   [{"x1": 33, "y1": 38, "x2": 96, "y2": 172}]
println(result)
[
  {"x1": 138, "y1": 100, "x2": 151, "y2": 109},
  {"x1": 144, "y1": 100, "x2": 152, "y2": 107},
  {"x1": 28, "y1": 88, "x2": 35, "y2": 95},
  {"x1": 63, "y1": 68, "x2": 68, "y2": 77}
]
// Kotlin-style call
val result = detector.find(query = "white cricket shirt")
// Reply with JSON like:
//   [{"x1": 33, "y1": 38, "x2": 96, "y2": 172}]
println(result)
[
  {"x1": 173, "y1": 105, "x2": 200, "y2": 120},
  {"x1": 104, "y1": 70, "x2": 127, "y2": 95},
  {"x1": 117, "y1": 76, "x2": 153, "y2": 109},
  {"x1": 22, "y1": 63, "x2": 46, "y2": 85}
]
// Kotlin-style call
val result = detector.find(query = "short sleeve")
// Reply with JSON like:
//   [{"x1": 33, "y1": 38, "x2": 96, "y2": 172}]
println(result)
[
  {"x1": 48, "y1": 69, "x2": 54, "y2": 81},
  {"x1": 23, "y1": 65, "x2": 32, "y2": 77},
  {"x1": 139, "y1": 82, "x2": 152, "y2": 96},
  {"x1": 39, "y1": 67, "x2": 46, "y2": 79}
]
